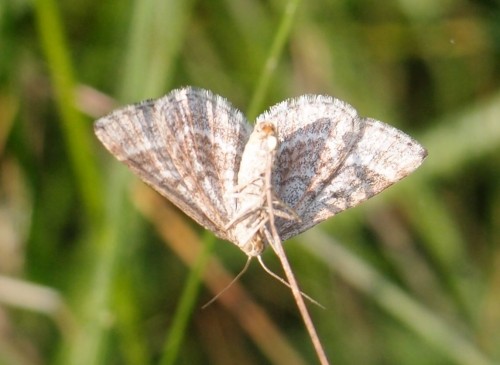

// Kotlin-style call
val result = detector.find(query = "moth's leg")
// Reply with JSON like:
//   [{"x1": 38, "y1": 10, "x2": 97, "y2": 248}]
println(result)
[
  {"x1": 232, "y1": 175, "x2": 265, "y2": 193},
  {"x1": 268, "y1": 201, "x2": 301, "y2": 222},
  {"x1": 257, "y1": 189, "x2": 301, "y2": 223},
  {"x1": 249, "y1": 216, "x2": 271, "y2": 243},
  {"x1": 225, "y1": 204, "x2": 266, "y2": 230}
]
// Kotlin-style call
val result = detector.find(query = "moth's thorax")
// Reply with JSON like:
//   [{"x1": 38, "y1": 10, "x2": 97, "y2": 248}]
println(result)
[
  {"x1": 231, "y1": 120, "x2": 279, "y2": 255},
  {"x1": 237, "y1": 120, "x2": 278, "y2": 187}
]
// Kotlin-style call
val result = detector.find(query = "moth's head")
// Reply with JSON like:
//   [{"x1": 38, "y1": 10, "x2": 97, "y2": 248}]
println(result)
[
  {"x1": 253, "y1": 120, "x2": 278, "y2": 151},
  {"x1": 240, "y1": 232, "x2": 267, "y2": 257}
]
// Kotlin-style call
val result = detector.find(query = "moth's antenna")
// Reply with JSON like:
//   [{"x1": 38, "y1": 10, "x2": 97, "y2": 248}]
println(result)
[
  {"x1": 256, "y1": 255, "x2": 324, "y2": 308},
  {"x1": 201, "y1": 256, "x2": 252, "y2": 309}
]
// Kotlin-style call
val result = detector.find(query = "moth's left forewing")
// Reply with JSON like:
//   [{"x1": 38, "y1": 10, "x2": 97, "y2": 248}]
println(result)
[{"x1": 256, "y1": 95, "x2": 363, "y2": 240}]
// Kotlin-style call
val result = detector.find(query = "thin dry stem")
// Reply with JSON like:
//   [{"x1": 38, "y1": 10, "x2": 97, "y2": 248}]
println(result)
[{"x1": 263, "y1": 150, "x2": 331, "y2": 365}]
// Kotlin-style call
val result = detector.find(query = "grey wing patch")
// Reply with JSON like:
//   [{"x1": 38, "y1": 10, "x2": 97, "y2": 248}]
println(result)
[
  {"x1": 257, "y1": 96, "x2": 427, "y2": 241},
  {"x1": 256, "y1": 95, "x2": 360, "y2": 238},
  {"x1": 94, "y1": 87, "x2": 252, "y2": 240}
]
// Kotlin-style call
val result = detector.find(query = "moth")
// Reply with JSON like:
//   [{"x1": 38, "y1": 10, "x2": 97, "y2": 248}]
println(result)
[{"x1": 94, "y1": 86, "x2": 427, "y2": 257}]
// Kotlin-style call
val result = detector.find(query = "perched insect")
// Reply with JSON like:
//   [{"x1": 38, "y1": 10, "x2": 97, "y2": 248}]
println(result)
[{"x1": 94, "y1": 87, "x2": 426, "y2": 256}]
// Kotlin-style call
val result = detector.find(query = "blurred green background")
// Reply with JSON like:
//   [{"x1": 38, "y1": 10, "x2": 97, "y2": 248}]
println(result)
[{"x1": 1, "y1": 0, "x2": 500, "y2": 364}]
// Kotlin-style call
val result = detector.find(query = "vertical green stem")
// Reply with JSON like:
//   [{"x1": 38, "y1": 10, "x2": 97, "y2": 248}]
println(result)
[
  {"x1": 160, "y1": 234, "x2": 216, "y2": 365},
  {"x1": 246, "y1": 0, "x2": 302, "y2": 120},
  {"x1": 34, "y1": 0, "x2": 103, "y2": 222}
]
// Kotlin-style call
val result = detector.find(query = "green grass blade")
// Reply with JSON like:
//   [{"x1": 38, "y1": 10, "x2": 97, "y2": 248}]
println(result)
[
  {"x1": 160, "y1": 233, "x2": 216, "y2": 365},
  {"x1": 33, "y1": 0, "x2": 103, "y2": 222},
  {"x1": 247, "y1": 0, "x2": 302, "y2": 120}
]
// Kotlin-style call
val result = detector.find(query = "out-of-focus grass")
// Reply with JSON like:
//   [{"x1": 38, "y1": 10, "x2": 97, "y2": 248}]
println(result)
[{"x1": 1, "y1": 0, "x2": 500, "y2": 364}]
